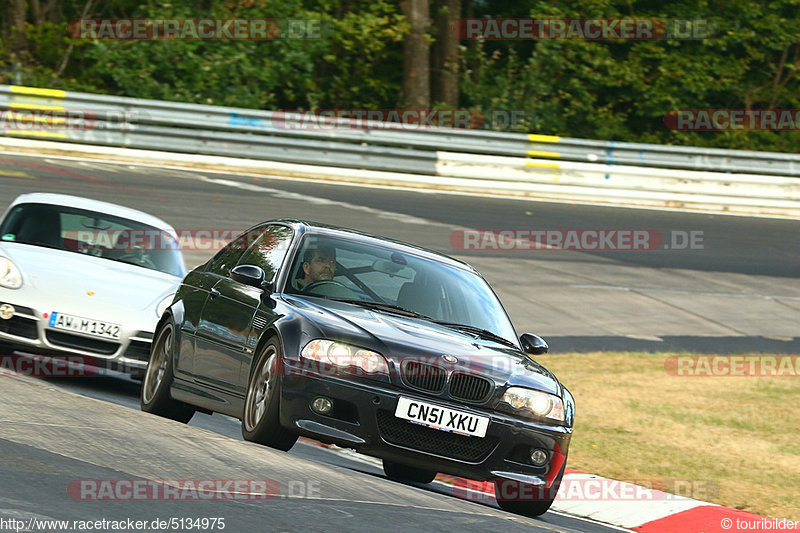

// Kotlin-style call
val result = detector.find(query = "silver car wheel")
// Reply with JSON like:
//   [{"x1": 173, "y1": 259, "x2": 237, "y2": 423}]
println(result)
[
  {"x1": 143, "y1": 327, "x2": 171, "y2": 404},
  {"x1": 244, "y1": 347, "x2": 277, "y2": 432}
]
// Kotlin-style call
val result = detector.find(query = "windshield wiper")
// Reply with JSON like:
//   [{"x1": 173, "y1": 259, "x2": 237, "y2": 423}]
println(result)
[
  {"x1": 328, "y1": 298, "x2": 433, "y2": 319},
  {"x1": 430, "y1": 321, "x2": 518, "y2": 349}
]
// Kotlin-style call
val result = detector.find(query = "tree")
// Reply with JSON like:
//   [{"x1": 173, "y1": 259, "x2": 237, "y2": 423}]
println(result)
[
  {"x1": 400, "y1": 0, "x2": 430, "y2": 108},
  {"x1": 3, "y1": 0, "x2": 28, "y2": 58},
  {"x1": 431, "y1": 0, "x2": 460, "y2": 106}
]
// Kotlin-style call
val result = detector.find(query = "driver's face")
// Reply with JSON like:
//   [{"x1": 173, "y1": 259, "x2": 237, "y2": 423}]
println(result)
[{"x1": 303, "y1": 252, "x2": 335, "y2": 283}]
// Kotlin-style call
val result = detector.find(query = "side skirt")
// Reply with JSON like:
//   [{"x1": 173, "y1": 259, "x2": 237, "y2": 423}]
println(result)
[{"x1": 170, "y1": 377, "x2": 245, "y2": 419}]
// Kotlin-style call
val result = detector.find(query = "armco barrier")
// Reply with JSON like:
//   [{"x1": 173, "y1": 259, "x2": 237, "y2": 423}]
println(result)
[{"x1": 0, "y1": 85, "x2": 798, "y2": 217}]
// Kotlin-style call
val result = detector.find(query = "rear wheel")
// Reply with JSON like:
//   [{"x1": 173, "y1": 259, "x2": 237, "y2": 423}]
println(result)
[
  {"x1": 241, "y1": 339, "x2": 297, "y2": 451},
  {"x1": 382, "y1": 460, "x2": 437, "y2": 484},
  {"x1": 140, "y1": 322, "x2": 195, "y2": 423}
]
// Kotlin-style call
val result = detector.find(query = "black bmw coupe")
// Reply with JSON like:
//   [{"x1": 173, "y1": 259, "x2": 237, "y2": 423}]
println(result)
[{"x1": 141, "y1": 219, "x2": 574, "y2": 516}]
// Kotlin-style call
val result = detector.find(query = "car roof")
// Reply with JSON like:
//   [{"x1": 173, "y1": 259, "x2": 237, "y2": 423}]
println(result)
[
  {"x1": 6, "y1": 193, "x2": 177, "y2": 234},
  {"x1": 269, "y1": 218, "x2": 477, "y2": 273}
]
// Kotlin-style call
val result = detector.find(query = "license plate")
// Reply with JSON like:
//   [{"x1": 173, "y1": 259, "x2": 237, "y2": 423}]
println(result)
[
  {"x1": 48, "y1": 312, "x2": 121, "y2": 340},
  {"x1": 395, "y1": 397, "x2": 489, "y2": 438}
]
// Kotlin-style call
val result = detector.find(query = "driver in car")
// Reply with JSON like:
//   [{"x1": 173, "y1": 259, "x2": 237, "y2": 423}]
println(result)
[{"x1": 293, "y1": 245, "x2": 336, "y2": 291}]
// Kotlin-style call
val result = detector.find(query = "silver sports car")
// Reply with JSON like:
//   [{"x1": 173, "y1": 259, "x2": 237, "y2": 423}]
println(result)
[{"x1": 0, "y1": 193, "x2": 186, "y2": 377}]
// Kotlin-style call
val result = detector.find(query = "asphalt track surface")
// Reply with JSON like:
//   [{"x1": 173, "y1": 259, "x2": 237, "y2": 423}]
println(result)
[
  {"x1": 0, "y1": 372, "x2": 625, "y2": 533},
  {"x1": 0, "y1": 153, "x2": 798, "y2": 353},
  {"x1": 0, "y1": 153, "x2": 798, "y2": 532}
]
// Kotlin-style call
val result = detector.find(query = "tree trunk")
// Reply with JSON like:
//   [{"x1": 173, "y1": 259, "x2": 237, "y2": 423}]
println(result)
[
  {"x1": 401, "y1": 0, "x2": 430, "y2": 108},
  {"x1": 30, "y1": 0, "x2": 64, "y2": 26},
  {"x1": 431, "y1": 0, "x2": 460, "y2": 106},
  {"x1": 463, "y1": 0, "x2": 480, "y2": 83},
  {"x1": 5, "y1": 0, "x2": 28, "y2": 56}
]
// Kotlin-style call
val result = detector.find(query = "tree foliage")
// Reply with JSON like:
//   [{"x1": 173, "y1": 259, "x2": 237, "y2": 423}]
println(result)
[{"x1": 1, "y1": 0, "x2": 798, "y2": 152}]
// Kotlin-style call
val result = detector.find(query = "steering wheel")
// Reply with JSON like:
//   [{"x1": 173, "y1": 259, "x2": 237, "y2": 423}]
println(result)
[
  {"x1": 76, "y1": 243, "x2": 104, "y2": 257},
  {"x1": 302, "y1": 280, "x2": 350, "y2": 294},
  {"x1": 118, "y1": 253, "x2": 158, "y2": 270}
]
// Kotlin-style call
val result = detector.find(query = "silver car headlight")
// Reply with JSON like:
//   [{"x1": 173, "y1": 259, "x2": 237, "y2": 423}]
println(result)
[
  {"x1": 0, "y1": 256, "x2": 22, "y2": 289},
  {"x1": 501, "y1": 387, "x2": 565, "y2": 422},
  {"x1": 156, "y1": 294, "x2": 175, "y2": 317},
  {"x1": 301, "y1": 339, "x2": 389, "y2": 375}
]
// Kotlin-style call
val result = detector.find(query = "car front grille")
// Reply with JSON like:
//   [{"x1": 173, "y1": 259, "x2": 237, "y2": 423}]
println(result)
[
  {"x1": 0, "y1": 303, "x2": 35, "y2": 316},
  {"x1": 124, "y1": 340, "x2": 152, "y2": 362},
  {"x1": 0, "y1": 316, "x2": 38, "y2": 340},
  {"x1": 400, "y1": 360, "x2": 495, "y2": 403},
  {"x1": 45, "y1": 330, "x2": 119, "y2": 355},
  {"x1": 401, "y1": 361, "x2": 447, "y2": 393},
  {"x1": 376, "y1": 409, "x2": 499, "y2": 463},
  {"x1": 448, "y1": 373, "x2": 493, "y2": 402}
]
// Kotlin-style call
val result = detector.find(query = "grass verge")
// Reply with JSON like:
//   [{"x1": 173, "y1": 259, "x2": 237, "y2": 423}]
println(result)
[{"x1": 539, "y1": 352, "x2": 799, "y2": 520}]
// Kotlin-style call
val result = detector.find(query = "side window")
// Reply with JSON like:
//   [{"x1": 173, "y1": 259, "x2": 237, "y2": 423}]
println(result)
[
  {"x1": 206, "y1": 227, "x2": 264, "y2": 276},
  {"x1": 236, "y1": 225, "x2": 294, "y2": 281}
]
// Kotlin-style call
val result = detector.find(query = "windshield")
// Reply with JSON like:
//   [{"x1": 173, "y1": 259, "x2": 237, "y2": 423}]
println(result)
[
  {"x1": 0, "y1": 203, "x2": 186, "y2": 277},
  {"x1": 285, "y1": 233, "x2": 518, "y2": 344}
]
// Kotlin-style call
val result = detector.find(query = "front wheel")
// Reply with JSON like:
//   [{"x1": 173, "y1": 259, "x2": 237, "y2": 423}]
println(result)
[
  {"x1": 382, "y1": 460, "x2": 437, "y2": 484},
  {"x1": 140, "y1": 322, "x2": 195, "y2": 423},
  {"x1": 494, "y1": 462, "x2": 566, "y2": 517},
  {"x1": 241, "y1": 339, "x2": 297, "y2": 451}
]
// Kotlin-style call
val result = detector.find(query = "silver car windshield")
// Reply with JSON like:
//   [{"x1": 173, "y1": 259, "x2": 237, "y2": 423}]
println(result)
[
  {"x1": 286, "y1": 234, "x2": 519, "y2": 345},
  {"x1": 0, "y1": 203, "x2": 185, "y2": 277}
]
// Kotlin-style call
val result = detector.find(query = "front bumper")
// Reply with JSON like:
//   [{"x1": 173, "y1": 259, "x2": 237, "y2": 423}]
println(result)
[
  {"x1": 0, "y1": 299, "x2": 153, "y2": 374},
  {"x1": 281, "y1": 372, "x2": 571, "y2": 484}
]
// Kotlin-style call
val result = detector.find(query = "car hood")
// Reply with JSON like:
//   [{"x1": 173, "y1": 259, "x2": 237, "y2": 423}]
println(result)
[
  {"x1": 285, "y1": 296, "x2": 561, "y2": 395},
  {"x1": 1, "y1": 243, "x2": 180, "y2": 311}
]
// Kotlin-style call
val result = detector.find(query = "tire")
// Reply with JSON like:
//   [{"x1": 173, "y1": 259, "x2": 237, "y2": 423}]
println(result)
[
  {"x1": 494, "y1": 461, "x2": 566, "y2": 517},
  {"x1": 241, "y1": 338, "x2": 297, "y2": 451},
  {"x1": 140, "y1": 322, "x2": 195, "y2": 423},
  {"x1": 382, "y1": 459, "x2": 437, "y2": 484}
]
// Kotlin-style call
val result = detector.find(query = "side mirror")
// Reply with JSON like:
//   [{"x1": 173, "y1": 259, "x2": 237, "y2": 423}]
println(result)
[
  {"x1": 520, "y1": 333, "x2": 549, "y2": 355},
  {"x1": 230, "y1": 264, "x2": 265, "y2": 288}
]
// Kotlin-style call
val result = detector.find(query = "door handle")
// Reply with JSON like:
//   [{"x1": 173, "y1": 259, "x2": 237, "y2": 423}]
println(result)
[{"x1": 209, "y1": 288, "x2": 221, "y2": 299}]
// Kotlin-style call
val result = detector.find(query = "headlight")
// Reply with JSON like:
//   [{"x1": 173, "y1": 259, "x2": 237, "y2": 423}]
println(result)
[
  {"x1": 156, "y1": 294, "x2": 174, "y2": 317},
  {"x1": 501, "y1": 387, "x2": 565, "y2": 422},
  {"x1": 301, "y1": 339, "x2": 389, "y2": 375},
  {"x1": 0, "y1": 257, "x2": 22, "y2": 289}
]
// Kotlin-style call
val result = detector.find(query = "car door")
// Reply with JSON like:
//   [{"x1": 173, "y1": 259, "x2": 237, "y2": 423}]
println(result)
[
  {"x1": 173, "y1": 266, "x2": 219, "y2": 380},
  {"x1": 194, "y1": 225, "x2": 293, "y2": 395},
  {"x1": 193, "y1": 227, "x2": 266, "y2": 391}
]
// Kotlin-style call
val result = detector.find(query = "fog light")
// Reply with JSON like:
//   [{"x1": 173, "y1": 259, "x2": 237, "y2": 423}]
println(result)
[
  {"x1": 311, "y1": 397, "x2": 333, "y2": 415},
  {"x1": 0, "y1": 304, "x2": 14, "y2": 320},
  {"x1": 530, "y1": 448, "x2": 549, "y2": 466}
]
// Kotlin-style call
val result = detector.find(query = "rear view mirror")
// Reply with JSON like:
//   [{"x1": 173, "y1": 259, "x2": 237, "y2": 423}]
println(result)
[
  {"x1": 520, "y1": 333, "x2": 549, "y2": 355},
  {"x1": 373, "y1": 259, "x2": 413, "y2": 279}
]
